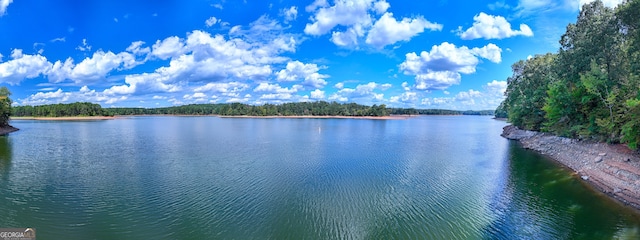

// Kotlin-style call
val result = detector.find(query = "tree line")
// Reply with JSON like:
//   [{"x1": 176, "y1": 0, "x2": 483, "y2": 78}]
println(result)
[
  {"x1": 11, "y1": 101, "x2": 497, "y2": 118},
  {"x1": 497, "y1": 0, "x2": 640, "y2": 149},
  {"x1": 390, "y1": 108, "x2": 494, "y2": 116},
  {"x1": 109, "y1": 102, "x2": 392, "y2": 116},
  {"x1": 12, "y1": 102, "x2": 392, "y2": 117},
  {"x1": 13, "y1": 102, "x2": 111, "y2": 117}
]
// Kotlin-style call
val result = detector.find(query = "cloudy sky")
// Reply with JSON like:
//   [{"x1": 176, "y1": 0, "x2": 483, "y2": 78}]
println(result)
[{"x1": 0, "y1": 0, "x2": 624, "y2": 109}]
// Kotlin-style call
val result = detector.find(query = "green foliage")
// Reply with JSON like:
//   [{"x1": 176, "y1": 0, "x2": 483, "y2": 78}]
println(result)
[
  {"x1": 577, "y1": 61, "x2": 617, "y2": 139},
  {"x1": 502, "y1": 54, "x2": 555, "y2": 131},
  {"x1": 499, "y1": 0, "x2": 640, "y2": 149},
  {"x1": 13, "y1": 102, "x2": 111, "y2": 117},
  {"x1": 622, "y1": 99, "x2": 640, "y2": 149},
  {"x1": 494, "y1": 101, "x2": 508, "y2": 118},
  {"x1": 0, "y1": 87, "x2": 12, "y2": 127},
  {"x1": 390, "y1": 108, "x2": 494, "y2": 116},
  {"x1": 105, "y1": 101, "x2": 391, "y2": 117},
  {"x1": 63, "y1": 102, "x2": 494, "y2": 118},
  {"x1": 543, "y1": 81, "x2": 575, "y2": 136},
  {"x1": 617, "y1": 0, "x2": 640, "y2": 71}
]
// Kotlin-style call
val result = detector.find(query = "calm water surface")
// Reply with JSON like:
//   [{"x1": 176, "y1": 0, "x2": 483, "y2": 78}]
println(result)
[{"x1": 0, "y1": 116, "x2": 639, "y2": 239}]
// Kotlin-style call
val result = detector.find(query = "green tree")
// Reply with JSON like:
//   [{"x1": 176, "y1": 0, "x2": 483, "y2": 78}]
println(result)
[
  {"x1": 495, "y1": 0, "x2": 640, "y2": 148},
  {"x1": 580, "y1": 61, "x2": 620, "y2": 139},
  {"x1": 0, "y1": 87, "x2": 12, "y2": 127},
  {"x1": 621, "y1": 99, "x2": 640, "y2": 149},
  {"x1": 502, "y1": 54, "x2": 555, "y2": 131},
  {"x1": 617, "y1": 0, "x2": 640, "y2": 71}
]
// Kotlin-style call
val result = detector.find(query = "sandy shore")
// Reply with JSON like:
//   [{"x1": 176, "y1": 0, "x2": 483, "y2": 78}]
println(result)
[
  {"x1": 502, "y1": 125, "x2": 640, "y2": 210},
  {"x1": 217, "y1": 115, "x2": 414, "y2": 120},
  {"x1": 0, "y1": 126, "x2": 19, "y2": 135},
  {"x1": 11, "y1": 116, "x2": 116, "y2": 121}
]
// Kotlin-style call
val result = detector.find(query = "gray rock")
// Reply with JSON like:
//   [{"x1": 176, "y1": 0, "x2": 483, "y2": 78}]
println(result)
[
  {"x1": 581, "y1": 175, "x2": 589, "y2": 180},
  {"x1": 595, "y1": 157, "x2": 603, "y2": 163},
  {"x1": 599, "y1": 153, "x2": 607, "y2": 156}
]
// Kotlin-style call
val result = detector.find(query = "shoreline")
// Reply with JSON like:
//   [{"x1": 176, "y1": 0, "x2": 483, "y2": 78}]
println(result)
[
  {"x1": 0, "y1": 126, "x2": 19, "y2": 135},
  {"x1": 502, "y1": 125, "x2": 640, "y2": 210},
  {"x1": 11, "y1": 116, "x2": 116, "y2": 121}
]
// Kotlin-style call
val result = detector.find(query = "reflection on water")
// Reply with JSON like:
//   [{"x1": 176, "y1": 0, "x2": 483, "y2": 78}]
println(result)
[
  {"x1": 0, "y1": 117, "x2": 639, "y2": 239},
  {"x1": 0, "y1": 136, "x2": 12, "y2": 176},
  {"x1": 483, "y1": 142, "x2": 640, "y2": 239}
]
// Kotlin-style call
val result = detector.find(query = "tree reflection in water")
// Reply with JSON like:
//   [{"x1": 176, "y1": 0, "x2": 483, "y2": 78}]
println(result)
[{"x1": 0, "y1": 136, "x2": 12, "y2": 176}]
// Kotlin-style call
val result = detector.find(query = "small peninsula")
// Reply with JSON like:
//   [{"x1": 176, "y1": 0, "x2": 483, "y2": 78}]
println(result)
[{"x1": 0, "y1": 125, "x2": 19, "y2": 135}]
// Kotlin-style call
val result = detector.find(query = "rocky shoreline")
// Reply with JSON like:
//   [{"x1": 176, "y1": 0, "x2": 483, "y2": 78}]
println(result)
[
  {"x1": 0, "y1": 126, "x2": 19, "y2": 135},
  {"x1": 502, "y1": 125, "x2": 640, "y2": 209}
]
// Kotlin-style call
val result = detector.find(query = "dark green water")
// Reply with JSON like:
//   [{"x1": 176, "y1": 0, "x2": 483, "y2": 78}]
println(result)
[{"x1": 0, "y1": 116, "x2": 639, "y2": 239}]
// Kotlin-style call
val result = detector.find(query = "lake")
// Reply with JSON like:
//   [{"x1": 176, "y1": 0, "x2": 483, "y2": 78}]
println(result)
[{"x1": 0, "y1": 116, "x2": 639, "y2": 239}]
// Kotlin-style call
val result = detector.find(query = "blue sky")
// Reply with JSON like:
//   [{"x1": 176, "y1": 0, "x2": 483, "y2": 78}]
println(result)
[{"x1": 0, "y1": 0, "x2": 624, "y2": 110}]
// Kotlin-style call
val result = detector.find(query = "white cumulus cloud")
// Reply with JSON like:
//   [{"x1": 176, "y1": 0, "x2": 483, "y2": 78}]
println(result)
[
  {"x1": 366, "y1": 12, "x2": 442, "y2": 49},
  {"x1": 328, "y1": 82, "x2": 386, "y2": 103},
  {"x1": 253, "y1": 82, "x2": 302, "y2": 94},
  {"x1": 48, "y1": 50, "x2": 139, "y2": 84},
  {"x1": 183, "y1": 92, "x2": 208, "y2": 102},
  {"x1": 305, "y1": 0, "x2": 439, "y2": 49},
  {"x1": 193, "y1": 82, "x2": 249, "y2": 96},
  {"x1": 399, "y1": 42, "x2": 502, "y2": 90},
  {"x1": 472, "y1": 43, "x2": 502, "y2": 63},
  {"x1": 19, "y1": 87, "x2": 128, "y2": 106},
  {"x1": 304, "y1": 0, "x2": 375, "y2": 36},
  {"x1": 276, "y1": 61, "x2": 329, "y2": 88},
  {"x1": 458, "y1": 12, "x2": 533, "y2": 40},
  {"x1": 310, "y1": 89, "x2": 325, "y2": 99},
  {"x1": 413, "y1": 71, "x2": 461, "y2": 90},
  {"x1": 126, "y1": 41, "x2": 151, "y2": 55},
  {"x1": 400, "y1": 42, "x2": 501, "y2": 75},
  {"x1": 0, "y1": 0, "x2": 13, "y2": 16},
  {"x1": 0, "y1": 49, "x2": 51, "y2": 85},
  {"x1": 390, "y1": 91, "x2": 417, "y2": 103},
  {"x1": 151, "y1": 36, "x2": 186, "y2": 60}
]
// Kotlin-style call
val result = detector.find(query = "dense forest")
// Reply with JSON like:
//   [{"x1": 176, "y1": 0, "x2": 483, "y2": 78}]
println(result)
[
  {"x1": 13, "y1": 102, "x2": 111, "y2": 117},
  {"x1": 390, "y1": 108, "x2": 493, "y2": 116},
  {"x1": 497, "y1": 0, "x2": 640, "y2": 149},
  {"x1": 106, "y1": 102, "x2": 391, "y2": 116},
  {"x1": 12, "y1": 102, "x2": 391, "y2": 117},
  {"x1": 0, "y1": 87, "x2": 12, "y2": 127},
  {"x1": 12, "y1": 101, "x2": 494, "y2": 118}
]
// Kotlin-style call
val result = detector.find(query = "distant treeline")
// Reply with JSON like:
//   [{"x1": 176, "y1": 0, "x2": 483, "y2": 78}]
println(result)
[
  {"x1": 389, "y1": 108, "x2": 494, "y2": 116},
  {"x1": 13, "y1": 102, "x2": 391, "y2": 117},
  {"x1": 12, "y1": 101, "x2": 494, "y2": 118},
  {"x1": 13, "y1": 102, "x2": 111, "y2": 117},
  {"x1": 107, "y1": 102, "x2": 391, "y2": 116}
]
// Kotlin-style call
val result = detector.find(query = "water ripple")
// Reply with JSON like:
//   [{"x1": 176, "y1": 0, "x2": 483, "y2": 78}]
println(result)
[{"x1": 1, "y1": 117, "x2": 639, "y2": 239}]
